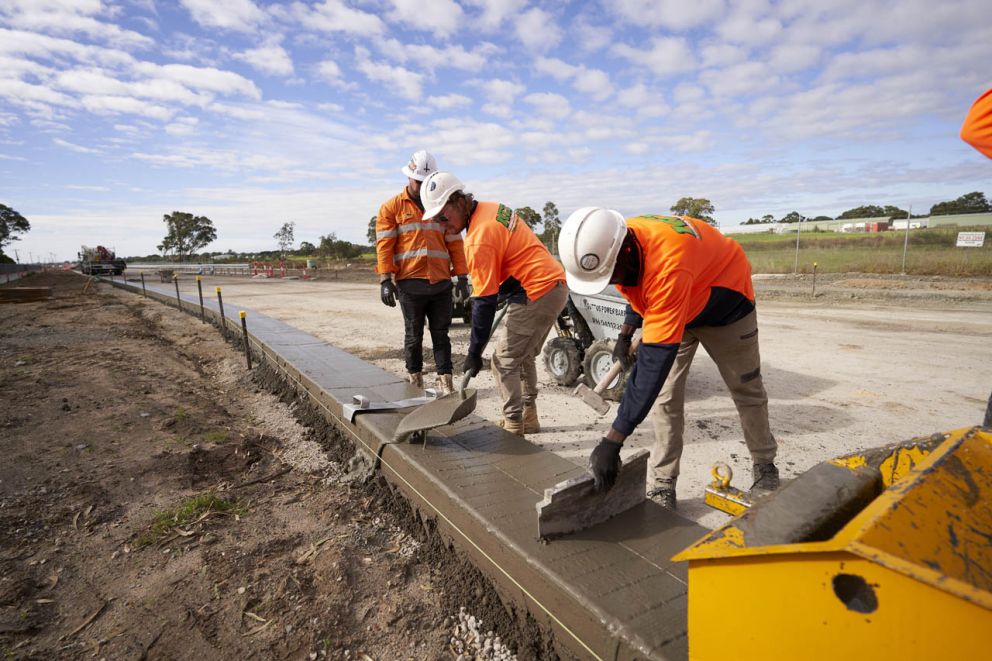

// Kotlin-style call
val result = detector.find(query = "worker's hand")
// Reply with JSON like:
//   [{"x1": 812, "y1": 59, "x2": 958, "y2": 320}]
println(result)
[
  {"x1": 589, "y1": 438, "x2": 622, "y2": 493},
  {"x1": 612, "y1": 333, "x2": 633, "y2": 370},
  {"x1": 462, "y1": 352, "x2": 483, "y2": 378},
  {"x1": 380, "y1": 276, "x2": 398, "y2": 307},
  {"x1": 454, "y1": 276, "x2": 469, "y2": 302}
]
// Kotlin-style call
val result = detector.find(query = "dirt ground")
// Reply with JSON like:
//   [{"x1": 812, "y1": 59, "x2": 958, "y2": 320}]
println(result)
[
  {"x1": 178, "y1": 269, "x2": 992, "y2": 529},
  {"x1": 0, "y1": 272, "x2": 528, "y2": 660}
]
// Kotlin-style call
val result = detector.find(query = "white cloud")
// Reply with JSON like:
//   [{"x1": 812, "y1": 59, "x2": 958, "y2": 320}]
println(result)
[
  {"x1": 234, "y1": 43, "x2": 294, "y2": 77},
  {"x1": 180, "y1": 0, "x2": 265, "y2": 33},
  {"x1": 291, "y1": 0, "x2": 384, "y2": 36},
  {"x1": 53, "y1": 137, "x2": 101, "y2": 154},
  {"x1": 716, "y1": 11, "x2": 782, "y2": 45},
  {"x1": 700, "y1": 42, "x2": 749, "y2": 68},
  {"x1": 377, "y1": 39, "x2": 500, "y2": 73},
  {"x1": 570, "y1": 16, "x2": 613, "y2": 53},
  {"x1": 66, "y1": 184, "x2": 110, "y2": 191},
  {"x1": 613, "y1": 37, "x2": 696, "y2": 78},
  {"x1": 700, "y1": 61, "x2": 779, "y2": 97},
  {"x1": 464, "y1": 0, "x2": 528, "y2": 32},
  {"x1": 616, "y1": 84, "x2": 670, "y2": 117},
  {"x1": 523, "y1": 92, "x2": 570, "y2": 120},
  {"x1": 428, "y1": 94, "x2": 472, "y2": 110},
  {"x1": 768, "y1": 43, "x2": 821, "y2": 73},
  {"x1": 0, "y1": 0, "x2": 153, "y2": 48},
  {"x1": 470, "y1": 78, "x2": 526, "y2": 118},
  {"x1": 514, "y1": 8, "x2": 561, "y2": 52},
  {"x1": 355, "y1": 48, "x2": 423, "y2": 100},
  {"x1": 389, "y1": 0, "x2": 462, "y2": 37},
  {"x1": 165, "y1": 116, "x2": 199, "y2": 136},
  {"x1": 81, "y1": 94, "x2": 174, "y2": 120},
  {"x1": 535, "y1": 57, "x2": 613, "y2": 101},
  {"x1": 610, "y1": 0, "x2": 726, "y2": 30},
  {"x1": 133, "y1": 63, "x2": 261, "y2": 99}
]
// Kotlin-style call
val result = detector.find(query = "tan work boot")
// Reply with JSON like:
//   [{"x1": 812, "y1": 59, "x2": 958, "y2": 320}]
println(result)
[
  {"x1": 437, "y1": 374, "x2": 454, "y2": 396},
  {"x1": 408, "y1": 372, "x2": 423, "y2": 388},
  {"x1": 522, "y1": 404, "x2": 540, "y2": 434},
  {"x1": 498, "y1": 417, "x2": 525, "y2": 437}
]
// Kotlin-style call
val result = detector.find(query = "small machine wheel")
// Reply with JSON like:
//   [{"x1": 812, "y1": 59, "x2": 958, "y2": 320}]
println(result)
[
  {"x1": 581, "y1": 339, "x2": 628, "y2": 401},
  {"x1": 542, "y1": 337, "x2": 583, "y2": 386}
]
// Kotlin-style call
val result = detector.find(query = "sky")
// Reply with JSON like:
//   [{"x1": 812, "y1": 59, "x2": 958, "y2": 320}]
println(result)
[{"x1": 1, "y1": 0, "x2": 991, "y2": 262}]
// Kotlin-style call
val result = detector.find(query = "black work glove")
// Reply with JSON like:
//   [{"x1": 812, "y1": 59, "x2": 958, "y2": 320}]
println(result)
[
  {"x1": 380, "y1": 277, "x2": 397, "y2": 307},
  {"x1": 462, "y1": 352, "x2": 483, "y2": 378},
  {"x1": 454, "y1": 276, "x2": 469, "y2": 302},
  {"x1": 589, "y1": 439, "x2": 622, "y2": 493},
  {"x1": 612, "y1": 333, "x2": 633, "y2": 370}
]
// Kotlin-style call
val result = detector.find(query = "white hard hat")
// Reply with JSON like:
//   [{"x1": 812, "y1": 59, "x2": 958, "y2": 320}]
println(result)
[
  {"x1": 558, "y1": 207, "x2": 628, "y2": 295},
  {"x1": 401, "y1": 149, "x2": 438, "y2": 181},
  {"x1": 420, "y1": 171, "x2": 465, "y2": 219}
]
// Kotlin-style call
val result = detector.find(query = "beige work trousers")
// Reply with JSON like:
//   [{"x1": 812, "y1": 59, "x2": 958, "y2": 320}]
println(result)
[
  {"x1": 651, "y1": 309, "x2": 777, "y2": 483},
  {"x1": 491, "y1": 282, "x2": 569, "y2": 421}
]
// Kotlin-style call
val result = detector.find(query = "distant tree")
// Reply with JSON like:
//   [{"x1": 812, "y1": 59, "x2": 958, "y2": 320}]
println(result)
[
  {"x1": 515, "y1": 206, "x2": 541, "y2": 229},
  {"x1": 541, "y1": 201, "x2": 560, "y2": 254},
  {"x1": 298, "y1": 241, "x2": 316, "y2": 255},
  {"x1": 881, "y1": 205, "x2": 908, "y2": 219},
  {"x1": 367, "y1": 215, "x2": 377, "y2": 245},
  {"x1": 274, "y1": 221, "x2": 295, "y2": 256},
  {"x1": 838, "y1": 205, "x2": 887, "y2": 219},
  {"x1": 780, "y1": 211, "x2": 806, "y2": 224},
  {"x1": 671, "y1": 197, "x2": 716, "y2": 225},
  {"x1": 158, "y1": 211, "x2": 217, "y2": 261},
  {"x1": 760, "y1": 214, "x2": 775, "y2": 223},
  {"x1": 319, "y1": 233, "x2": 362, "y2": 260},
  {"x1": 0, "y1": 203, "x2": 31, "y2": 260},
  {"x1": 929, "y1": 191, "x2": 991, "y2": 216},
  {"x1": 811, "y1": 215, "x2": 833, "y2": 221}
]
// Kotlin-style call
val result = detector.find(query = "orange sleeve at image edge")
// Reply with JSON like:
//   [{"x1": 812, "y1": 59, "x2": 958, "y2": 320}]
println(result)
[{"x1": 961, "y1": 88, "x2": 992, "y2": 159}]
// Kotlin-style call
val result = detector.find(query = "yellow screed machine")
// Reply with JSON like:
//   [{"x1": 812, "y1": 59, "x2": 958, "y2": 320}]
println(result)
[{"x1": 675, "y1": 426, "x2": 991, "y2": 660}]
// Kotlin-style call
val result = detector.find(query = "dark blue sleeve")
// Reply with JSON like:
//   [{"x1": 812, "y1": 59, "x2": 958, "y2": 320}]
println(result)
[
  {"x1": 623, "y1": 304, "x2": 643, "y2": 329},
  {"x1": 469, "y1": 294, "x2": 498, "y2": 356},
  {"x1": 611, "y1": 342, "x2": 678, "y2": 436}
]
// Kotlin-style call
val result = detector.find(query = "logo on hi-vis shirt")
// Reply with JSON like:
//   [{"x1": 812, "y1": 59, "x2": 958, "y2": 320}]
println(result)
[
  {"x1": 496, "y1": 204, "x2": 514, "y2": 229},
  {"x1": 640, "y1": 215, "x2": 700, "y2": 238}
]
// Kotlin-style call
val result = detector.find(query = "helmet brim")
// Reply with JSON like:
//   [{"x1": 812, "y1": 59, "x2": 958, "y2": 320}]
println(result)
[
  {"x1": 402, "y1": 165, "x2": 427, "y2": 181},
  {"x1": 565, "y1": 269, "x2": 612, "y2": 296}
]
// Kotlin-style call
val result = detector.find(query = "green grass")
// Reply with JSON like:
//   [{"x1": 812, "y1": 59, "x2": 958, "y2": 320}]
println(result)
[
  {"x1": 203, "y1": 430, "x2": 228, "y2": 443},
  {"x1": 136, "y1": 493, "x2": 245, "y2": 547},
  {"x1": 735, "y1": 226, "x2": 992, "y2": 275}
]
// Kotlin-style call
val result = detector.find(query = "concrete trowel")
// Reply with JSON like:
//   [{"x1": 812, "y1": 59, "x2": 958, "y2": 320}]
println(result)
[{"x1": 393, "y1": 304, "x2": 509, "y2": 442}]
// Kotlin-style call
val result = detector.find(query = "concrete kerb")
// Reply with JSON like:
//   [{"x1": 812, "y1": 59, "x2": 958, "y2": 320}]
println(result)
[{"x1": 101, "y1": 273, "x2": 702, "y2": 661}]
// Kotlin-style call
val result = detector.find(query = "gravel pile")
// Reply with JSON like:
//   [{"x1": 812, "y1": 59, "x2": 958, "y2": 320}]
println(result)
[{"x1": 447, "y1": 607, "x2": 517, "y2": 660}]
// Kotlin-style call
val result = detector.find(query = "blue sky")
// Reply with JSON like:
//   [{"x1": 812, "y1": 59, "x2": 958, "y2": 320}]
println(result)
[{"x1": 1, "y1": 0, "x2": 990, "y2": 262}]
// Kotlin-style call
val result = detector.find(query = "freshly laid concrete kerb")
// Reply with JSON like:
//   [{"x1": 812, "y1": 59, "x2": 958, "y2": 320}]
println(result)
[{"x1": 106, "y1": 273, "x2": 706, "y2": 660}]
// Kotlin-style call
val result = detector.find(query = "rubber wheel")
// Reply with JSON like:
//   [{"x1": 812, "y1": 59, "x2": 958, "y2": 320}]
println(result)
[
  {"x1": 581, "y1": 339, "x2": 628, "y2": 402},
  {"x1": 542, "y1": 337, "x2": 582, "y2": 386}
]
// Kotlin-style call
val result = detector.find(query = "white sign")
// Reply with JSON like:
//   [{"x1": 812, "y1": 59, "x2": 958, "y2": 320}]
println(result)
[{"x1": 956, "y1": 231, "x2": 986, "y2": 247}]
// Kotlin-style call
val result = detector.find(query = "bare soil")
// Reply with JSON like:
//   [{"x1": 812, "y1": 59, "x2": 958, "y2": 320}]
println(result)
[{"x1": 0, "y1": 272, "x2": 537, "y2": 660}]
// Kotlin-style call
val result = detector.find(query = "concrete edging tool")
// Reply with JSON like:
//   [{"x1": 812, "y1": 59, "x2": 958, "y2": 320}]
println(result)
[{"x1": 392, "y1": 303, "x2": 509, "y2": 442}]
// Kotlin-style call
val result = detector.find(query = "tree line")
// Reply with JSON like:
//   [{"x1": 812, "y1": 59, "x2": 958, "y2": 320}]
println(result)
[{"x1": 742, "y1": 191, "x2": 991, "y2": 225}]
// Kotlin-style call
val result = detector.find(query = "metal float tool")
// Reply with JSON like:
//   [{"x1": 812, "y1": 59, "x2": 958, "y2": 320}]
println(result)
[
  {"x1": 393, "y1": 304, "x2": 509, "y2": 442},
  {"x1": 536, "y1": 449, "x2": 649, "y2": 540}
]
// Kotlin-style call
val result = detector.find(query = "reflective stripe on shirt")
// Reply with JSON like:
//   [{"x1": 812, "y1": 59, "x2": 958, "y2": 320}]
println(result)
[
  {"x1": 376, "y1": 229, "x2": 398, "y2": 240},
  {"x1": 444, "y1": 234, "x2": 461, "y2": 243},
  {"x1": 393, "y1": 249, "x2": 451, "y2": 263},
  {"x1": 397, "y1": 222, "x2": 443, "y2": 234}
]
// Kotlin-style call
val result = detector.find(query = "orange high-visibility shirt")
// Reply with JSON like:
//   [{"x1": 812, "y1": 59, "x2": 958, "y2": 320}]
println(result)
[
  {"x1": 961, "y1": 88, "x2": 992, "y2": 159},
  {"x1": 376, "y1": 187, "x2": 468, "y2": 283},
  {"x1": 617, "y1": 215, "x2": 754, "y2": 345},
  {"x1": 463, "y1": 201, "x2": 565, "y2": 300}
]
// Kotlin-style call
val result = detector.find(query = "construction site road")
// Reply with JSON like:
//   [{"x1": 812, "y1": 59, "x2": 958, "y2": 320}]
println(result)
[{"x1": 173, "y1": 271, "x2": 992, "y2": 530}]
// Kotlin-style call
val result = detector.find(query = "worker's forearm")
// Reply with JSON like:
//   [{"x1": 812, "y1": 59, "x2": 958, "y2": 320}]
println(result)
[{"x1": 605, "y1": 428, "x2": 628, "y2": 444}]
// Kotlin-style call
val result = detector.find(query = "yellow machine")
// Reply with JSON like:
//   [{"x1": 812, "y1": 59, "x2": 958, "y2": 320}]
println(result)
[{"x1": 676, "y1": 426, "x2": 992, "y2": 660}]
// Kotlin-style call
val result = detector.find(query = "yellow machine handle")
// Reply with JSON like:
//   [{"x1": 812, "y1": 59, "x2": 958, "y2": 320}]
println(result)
[{"x1": 711, "y1": 462, "x2": 733, "y2": 489}]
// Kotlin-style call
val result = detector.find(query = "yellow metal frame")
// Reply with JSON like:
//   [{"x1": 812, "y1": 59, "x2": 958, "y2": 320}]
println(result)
[{"x1": 675, "y1": 427, "x2": 992, "y2": 660}]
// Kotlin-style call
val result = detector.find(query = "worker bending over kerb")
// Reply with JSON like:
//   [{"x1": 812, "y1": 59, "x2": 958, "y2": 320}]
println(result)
[
  {"x1": 421, "y1": 171, "x2": 568, "y2": 436},
  {"x1": 558, "y1": 209, "x2": 780, "y2": 509}
]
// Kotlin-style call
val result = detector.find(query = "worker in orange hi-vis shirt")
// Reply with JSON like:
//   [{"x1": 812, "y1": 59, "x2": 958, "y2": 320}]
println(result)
[
  {"x1": 420, "y1": 171, "x2": 568, "y2": 437},
  {"x1": 558, "y1": 209, "x2": 780, "y2": 510},
  {"x1": 961, "y1": 89, "x2": 992, "y2": 428},
  {"x1": 375, "y1": 150, "x2": 469, "y2": 395},
  {"x1": 961, "y1": 88, "x2": 992, "y2": 159}
]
